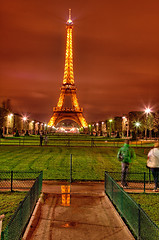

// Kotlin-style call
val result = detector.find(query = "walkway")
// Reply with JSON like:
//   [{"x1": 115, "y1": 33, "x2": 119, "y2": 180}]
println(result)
[{"x1": 23, "y1": 182, "x2": 134, "y2": 240}]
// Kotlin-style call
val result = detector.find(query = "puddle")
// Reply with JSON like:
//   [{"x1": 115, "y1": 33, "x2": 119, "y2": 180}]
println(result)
[{"x1": 61, "y1": 185, "x2": 71, "y2": 206}]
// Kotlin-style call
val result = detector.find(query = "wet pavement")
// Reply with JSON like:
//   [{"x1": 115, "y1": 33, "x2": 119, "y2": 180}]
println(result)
[{"x1": 23, "y1": 181, "x2": 134, "y2": 240}]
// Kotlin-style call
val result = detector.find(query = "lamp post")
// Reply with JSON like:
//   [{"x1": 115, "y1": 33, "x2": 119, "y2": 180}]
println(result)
[
  {"x1": 96, "y1": 123, "x2": 99, "y2": 136},
  {"x1": 88, "y1": 124, "x2": 92, "y2": 135},
  {"x1": 7, "y1": 113, "x2": 13, "y2": 135},
  {"x1": 145, "y1": 107, "x2": 151, "y2": 139},
  {"x1": 135, "y1": 121, "x2": 141, "y2": 139},
  {"x1": 102, "y1": 121, "x2": 105, "y2": 136},
  {"x1": 122, "y1": 116, "x2": 129, "y2": 138},
  {"x1": 109, "y1": 119, "x2": 113, "y2": 138},
  {"x1": 23, "y1": 117, "x2": 27, "y2": 134}
]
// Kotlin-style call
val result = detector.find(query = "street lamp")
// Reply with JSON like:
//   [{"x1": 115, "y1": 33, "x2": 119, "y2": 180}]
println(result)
[
  {"x1": 6, "y1": 113, "x2": 14, "y2": 135},
  {"x1": 122, "y1": 116, "x2": 129, "y2": 138},
  {"x1": 145, "y1": 107, "x2": 151, "y2": 139},
  {"x1": 145, "y1": 108, "x2": 151, "y2": 114},
  {"x1": 101, "y1": 122, "x2": 105, "y2": 135},
  {"x1": 88, "y1": 124, "x2": 92, "y2": 135},
  {"x1": 109, "y1": 119, "x2": 113, "y2": 137},
  {"x1": 134, "y1": 121, "x2": 141, "y2": 138},
  {"x1": 22, "y1": 117, "x2": 27, "y2": 134}
]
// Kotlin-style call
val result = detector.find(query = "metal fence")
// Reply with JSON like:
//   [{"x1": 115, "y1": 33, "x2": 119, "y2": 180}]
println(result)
[
  {"x1": 105, "y1": 172, "x2": 159, "y2": 240},
  {"x1": 0, "y1": 171, "x2": 42, "y2": 191},
  {"x1": 0, "y1": 136, "x2": 154, "y2": 147},
  {"x1": 1, "y1": 171, "x2": 43, "y2": 240},
  {"x1": 108, "y1": 170, "x2": 156, "y2": 192}
]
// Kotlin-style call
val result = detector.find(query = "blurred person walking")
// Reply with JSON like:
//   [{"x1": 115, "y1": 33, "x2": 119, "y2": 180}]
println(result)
[
  {"x1": 117, "y1": 140, "x2": 136, "y2": 188},
  {"x1": 147, "y1": 142, "x2": 159, "y2": 192}
]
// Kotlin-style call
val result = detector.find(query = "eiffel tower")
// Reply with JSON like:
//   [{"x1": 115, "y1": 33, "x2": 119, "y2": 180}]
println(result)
[{"x1": 48, "y1": 10, "x2": 87, "y2": 128}]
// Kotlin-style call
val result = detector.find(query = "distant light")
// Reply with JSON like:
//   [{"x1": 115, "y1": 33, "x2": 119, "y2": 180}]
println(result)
[
  {"x1": 145, "y1": 108, "x2": 151, "y2": 114},
  {"x1": 109, "y1": 119, "x2": 113, "y2": 123},
  {"x1": 23, "y1": 117, "x2": 27, "y2": 121},
  {"x1": 122, "y1": 116, "x2": 126, "y2": 119},
  {"x1": 8, "y1": 113, "x2": 13, "y2": 118},
  {"x1": 96, "y1": 123, "x2": 99, "y2": 126},
  {"x1": 102, "y1": 122, "x2": 104, "y2": 124},
  {"x1": 32, "y1": 120, "x2": 34, "y2": 123},
  {"x1": 135, "y1": 122, "x2": 141, "y2": 127}
]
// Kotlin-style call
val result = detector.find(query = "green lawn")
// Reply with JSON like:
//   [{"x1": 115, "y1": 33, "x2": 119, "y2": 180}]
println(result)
[
  {"x1": 129, "y1": 193, "x2": 159, "y2": 228},
  {"x1": 0, "y1": 146, "x2": 149, "y2": 179},
  {"x1": 0, "y1": 191, "x2": 27, "y2": 230},
  {"x1": 0, "y1": 145, "x2": 158, "y2": 235}
]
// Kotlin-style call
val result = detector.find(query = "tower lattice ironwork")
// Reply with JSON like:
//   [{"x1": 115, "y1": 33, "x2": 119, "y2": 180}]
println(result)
[{"x1": 48, "y1": 10, "x2": 87, "y2": 128}]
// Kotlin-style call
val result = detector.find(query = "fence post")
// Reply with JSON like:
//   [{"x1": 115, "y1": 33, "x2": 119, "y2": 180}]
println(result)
[
  {"x1": 112, "y1": 179, "x2": 114, "y2": 200},
  {"x1": 138, "y1": 204, "x2": 141, "y2": 240},
  {"x1": 91, "y1": 138, "x2": 94, "y2": 147},
  {"x1": 11, "y1": 171, "x2": 13, "y2": 192},
  {"x1": 144, "y1": 172, "x2": 146, "y2": 193},
  {"x1": 70, "y1": 154, "x2": 72, "y2": 183},
  {"x1": 104, "y1": 172, "x2": 106, "y2": 193},
  {"x1": 148, "y1": 168, "x2": 151, "y2": 183}
]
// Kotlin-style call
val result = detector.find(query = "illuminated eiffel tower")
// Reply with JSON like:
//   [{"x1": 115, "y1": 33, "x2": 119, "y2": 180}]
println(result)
[{"x1": 48, "y1": 10, "x2": 87, "y2": 128}]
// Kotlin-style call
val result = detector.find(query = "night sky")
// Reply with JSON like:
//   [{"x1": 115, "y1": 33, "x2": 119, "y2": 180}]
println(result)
[{"x1": 1, "y1": 0, "x2": 159, "y2": 123}]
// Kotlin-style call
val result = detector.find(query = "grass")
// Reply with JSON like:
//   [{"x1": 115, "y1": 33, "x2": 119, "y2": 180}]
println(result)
[
  {"x1": 0, "y1": 146, "x2": 149, "y2": 179},
  {"x1": 0, "y1": 191, "x2": 27, "y2": 230},
  {"x1": 129, "y1": 193, "x2": 159, "y2": 228},
  {"x1": 0, "y1": 144, "x2": 158, "y2": 236}
]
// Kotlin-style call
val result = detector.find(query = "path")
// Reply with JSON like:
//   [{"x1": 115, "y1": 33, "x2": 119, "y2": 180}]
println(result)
[{"x1": 23, "y1": 181, "x2": 134, "y2": 240}]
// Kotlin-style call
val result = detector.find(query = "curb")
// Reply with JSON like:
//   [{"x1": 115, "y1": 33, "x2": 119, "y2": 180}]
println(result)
[
  {"x1": 104, "y1": 194, "x2": 134, "y2": 239},
  {"x1": 22, "y1": 193, "x2": 44, "y2": 240}
]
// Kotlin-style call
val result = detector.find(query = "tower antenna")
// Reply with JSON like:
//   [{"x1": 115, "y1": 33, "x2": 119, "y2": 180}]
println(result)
[{"x1": 69, "y1": 9, "x2": 71, "y2": 20}]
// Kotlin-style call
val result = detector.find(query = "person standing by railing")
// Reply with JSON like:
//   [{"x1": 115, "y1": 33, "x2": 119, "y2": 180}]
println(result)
[
  {"x1": 117, "y1": 139, "x2": 136, "y2": 188},
  {"x1": 147, "y1": 142, "x2": 159, "y2": 192}
]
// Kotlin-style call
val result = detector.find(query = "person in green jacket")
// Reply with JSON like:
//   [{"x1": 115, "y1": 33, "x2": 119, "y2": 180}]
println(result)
[{"x1": 117, "y1": 139, "x2": 136, "y2": 188}]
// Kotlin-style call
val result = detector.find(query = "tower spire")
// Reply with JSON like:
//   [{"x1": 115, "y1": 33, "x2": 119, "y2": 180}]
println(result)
[
  {"x1": 69, "y1": 9, "x2": 71, "y2": 21},
  {"x1": 64, "y1": 9, "x2": 74, "y2": 85},
  {"x1": 67, "y1": 9, "x2": 73, "y2": 25}
]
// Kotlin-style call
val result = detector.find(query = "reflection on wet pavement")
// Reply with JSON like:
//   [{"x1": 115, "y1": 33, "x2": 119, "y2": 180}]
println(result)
[
  {"x1": 61, "y1": 185, "x2": 71, "y2": 207},
  {"x1": 61, "y1": 222, "x2": 76, "y2": 228}
]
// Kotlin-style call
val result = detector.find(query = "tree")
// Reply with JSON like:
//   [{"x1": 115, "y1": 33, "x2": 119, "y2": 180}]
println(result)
[
  {"x1": 1, "y1": 99, "x2": 12, "y2": 111},
  {"x1": 0, "y1": 107, "x2": 8, "y2": 128},
  {"x1": 154, "y1": 110, "x2": 159, "y2": 137},
  {"x1": 143, "y1": 113, "x2": 154, "y2": 138}
]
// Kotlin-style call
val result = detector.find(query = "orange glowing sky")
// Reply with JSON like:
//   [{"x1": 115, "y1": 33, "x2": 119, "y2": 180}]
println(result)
[{"x1": 0, "y1": 0, "x2": 159, "y2": 122}]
